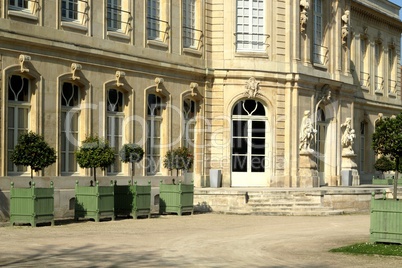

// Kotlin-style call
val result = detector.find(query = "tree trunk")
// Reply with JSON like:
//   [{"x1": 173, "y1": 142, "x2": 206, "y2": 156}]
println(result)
[
  {"x1": 394, "y1": 157, "x2": 399, "y2": 200},
  {"x1": 31, "y1": 169, "x2": 33, "y2": 180},
  {"x1": 93, "y1": 167, "x2": 97, "y2": 182},
  {"x1": 131, "y1": 161, "x2": 134, "y2": 185}
]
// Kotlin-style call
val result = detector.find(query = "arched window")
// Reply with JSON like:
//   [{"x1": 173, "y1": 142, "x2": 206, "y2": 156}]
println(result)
[
  {"x1": 7, "y1": 75, "x2": 30, "y2": 173},
  {"x1": 61, "y1": 82, "x2": 80, "y2": 174},
  {"x1": 147, "y1": 94, "x2": 163, "y2": 175},
  {"x1": 107, "y1": 88, "x2": 125, "y2": 174}
]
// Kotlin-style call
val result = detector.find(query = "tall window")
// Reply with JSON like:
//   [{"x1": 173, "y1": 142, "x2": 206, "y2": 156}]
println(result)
[
  {"x1": 147, "y1": 0, "x2": 160, "y2": 40},
  {"x1": 183, "y1": 0, "x2": 196, "y2": 48},
  {"x1": 374, "y1": 42, "x2": 383, "y2": 92},
  {"x1": 62, "y1": 0, "x2": 78, "y2": 21},
  {"x1": 61, "y1": 82, "x2": 80, "y2": 174},
  {"x1": 359, "y1": 122, "x2": 366, "y2": 172},
  {"x1": 388, "y1": 46, "x2": 396, "y2": 94},
  {"x1": 360, "y1": 38, "x2": 369, "y2": 88},
  {"x1": 147, "y1": 94, "x2": 162, "y2": 175},
  {"x1": 236, "y1": 0, "x2": 265, "y2": 52},
  {"x1": 9, "y1": 0, "x2": 29, "y2": 10},
  {"x1": 8, "y1": 75, "x2": 30, "y2": 173},
  {"x1": 107, "y1": 89, "x2": 124, "y2": 174},
  {"x1": 107, "y1": 0, "x2": 122, "y2": 30},
  {"x1": 313, "y1": 0, "x2": 325, "y2": 65},
  {"x1": 183, "y1": 99, "x2": 196, "y2": 172}
]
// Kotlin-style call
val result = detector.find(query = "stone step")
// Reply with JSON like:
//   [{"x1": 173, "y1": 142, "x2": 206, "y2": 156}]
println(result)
[{"x1": 250, "y1": 210, "x2": 344, "y2": 216}]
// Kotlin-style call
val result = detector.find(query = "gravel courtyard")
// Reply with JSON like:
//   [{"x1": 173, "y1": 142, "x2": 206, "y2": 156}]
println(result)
[{"x1": 0, "y1": 213, "x2": 401, "y2": 267}]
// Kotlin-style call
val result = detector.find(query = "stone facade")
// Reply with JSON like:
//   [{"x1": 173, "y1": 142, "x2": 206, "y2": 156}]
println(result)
[{"x1": 0, "y1": 0, "x2": 401, "y2": 190}]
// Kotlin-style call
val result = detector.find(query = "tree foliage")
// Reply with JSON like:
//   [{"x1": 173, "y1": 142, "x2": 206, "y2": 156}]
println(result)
[
  {"x1": 10, "y1": 131, "x2": 57, "y2": 179},
  {"x1": 75, "y1": 135, "x2": 115, "y2": 181},
  {"x1": 372, "y1": 114, "x2": 402, "y2": 158},
  {"x1": 372, "y1": 113, "x2": 402, "y2": 199},
  {"x1": 119, "y1": 143, "x2": 144, "y2": 163},
  {"x1": 374, "y1": 156, "x2": 395, "y2": 174},
  {"x1": 163, "y1": 147, "x2": 193, "y2": 176}
]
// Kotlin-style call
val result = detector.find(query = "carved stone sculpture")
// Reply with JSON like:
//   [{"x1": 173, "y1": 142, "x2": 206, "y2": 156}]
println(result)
[
  {"x1": 299, "y1": 110, "x2": 317, "y2": 152},
  {"x1": 341, "y1": 117, "x2": 355, "y2": 154},
  {"x1": 244, "y1": 77, "x2": 260, "y2": 98},
  {"x1": 300, "y1": 0, "x2": 309, "y2": 33}
]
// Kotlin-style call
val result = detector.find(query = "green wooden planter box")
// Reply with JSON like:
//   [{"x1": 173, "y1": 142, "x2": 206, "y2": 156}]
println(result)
[
  {"x1": 74, "y1": 180, "x2": 115, "y2": 222},
  {"x1": 370, "y1": 191, "x2": 402, "y2": 244},
  {"x1": 114, "y1": 181, "x2": 151, "y2": 219},
  {"x1": 372, "y1": 176, "x2": 402, "y2": 185},
  {"x1": 159, "y1": 181, "x2": 194, "y2": 216},
  {"x1": 10, "y1": 181, "x2": 54, "y2": 227}
]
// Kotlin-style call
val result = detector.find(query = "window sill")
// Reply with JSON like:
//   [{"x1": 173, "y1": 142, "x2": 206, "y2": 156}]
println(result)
[
  {"x1": 107, "y1": 31, "x2": 131, "y2": 41},
  {"x1": 234, "y1": 51, "x2": 269, "y2": 59},
  {"x1": 147, "y1": 39, "x2": 169, "y2": 50},
  {"x1": 313, "y1": 63, "x2": 328, "y2": 70},
  {"x1": 388, "y1": 92, "x2": 397, "y2": 98},
  {"x1": 374, "y1": 89, "x2": 384, "y2": 96},
  {"x1": 8, "y1": 10, "x2": 38, "y2": 21},
  {"x1": 360, "y1": 85, "x2": 369, "y2": 92},
  {"x1": 61, "y1": 21, "x2": 88, "y2": 33},
  {"x1": 183, "y1": 47, "x2": 202, "y2": 57}
]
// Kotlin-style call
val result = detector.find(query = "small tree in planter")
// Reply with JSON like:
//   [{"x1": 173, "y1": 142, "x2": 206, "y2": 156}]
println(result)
[
  {"x1": 74, "y1": 135, "x2": 116, "y2": 222},
  {"x1": 371, "y1": 113, "x2": 402, "y2": 244},
  {"x1": 372, "y1": 114, "x2": 402, "y2": 199},
  {"x1": 163, "y1": 147, "x2": 193, "y2": 177},
  {"x1": 373, "y1": 156, "x2": 395, "y2": 183},
  {"x1": 9, "y1": 131, "x2": 56, "y2": 226},
  {"x1": 10, "y1": 131, "x2": 57, "y2": 180},
  {"x1": 160, "y1": 147, "x2": 194, "y2": 216},
  {"x1": 119, "y1": 143, "x2": 144, "y2": 184},
  {"x1": 75, "y1": 135, "x2": 115, "y2": 182}
]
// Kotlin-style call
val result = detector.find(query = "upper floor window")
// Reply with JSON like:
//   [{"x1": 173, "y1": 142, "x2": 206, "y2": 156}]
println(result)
[
  {"x1": 62, "y1": 0, "x2": 78, "y2": 21},
  {"x1": 107, "y1": 0, "x2": 131, "y2": 34},
  {"x1": 9, "y1": 0, "x2": 29, "y2": 10},
  {"x1": 374, "y1": 42, "x2": 383, "y2": 93},
  {"x1": 236, "y1": 0, "x2": 266, "y2": 52},
  {"x1": 360, "y1": 37, "x2": 369, "y2": 89},
  {"x1": 8, "y1": 0, "x2": 40, "y2": 20},
  {"x1": 183, "y1": 0, "x2": 197, "y2": 48},
  {"x1": 313, "y1": 0, "x2": 328, "y2": 66},
  {"x1": 388, "y1": 45, "x2": 397, "y2": 95},
  {"x1": 147, "y1": 0, "x2": 160, "y2": 40}
]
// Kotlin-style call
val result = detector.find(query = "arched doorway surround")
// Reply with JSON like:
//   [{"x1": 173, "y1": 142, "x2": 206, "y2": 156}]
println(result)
[{"x1": 230, "y1": 99, "x2": 271, "y2": 186}]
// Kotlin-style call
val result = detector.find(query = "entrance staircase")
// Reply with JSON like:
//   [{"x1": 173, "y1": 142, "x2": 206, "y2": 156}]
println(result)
[{"x1": 245, "y1": 190, "x2": 345, "y2": 216}]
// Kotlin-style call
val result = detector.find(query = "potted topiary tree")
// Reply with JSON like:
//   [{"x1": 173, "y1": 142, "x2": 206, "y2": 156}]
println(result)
[
  {"x1": 372, "y1": 156, "x2": 395, "y2": 185},
  {"x1": 370, "y1": 113, "x2": 402, "y2": 244},
  {"x1": 9, "y1": 131, "x2": 57, "y2": 226},
  {"x1": 74, "y1": 135, "x2": 116, "y2": 222},
  {"x1": 114, "y1": 144, "x2": 151, "y2": 219},
  {"x1": 160, "y1": 147, "x2": 194, "y2": 216}
]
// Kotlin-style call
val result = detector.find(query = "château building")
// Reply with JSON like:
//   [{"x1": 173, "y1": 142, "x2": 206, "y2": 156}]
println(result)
[{"x1": 0, "y1": 0, "x2": 401, "y2": 189}]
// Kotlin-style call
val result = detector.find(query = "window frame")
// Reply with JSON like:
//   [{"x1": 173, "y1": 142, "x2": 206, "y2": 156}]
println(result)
[{"x1": 235, "y1": 0, "x2": 266, "y2": 53}]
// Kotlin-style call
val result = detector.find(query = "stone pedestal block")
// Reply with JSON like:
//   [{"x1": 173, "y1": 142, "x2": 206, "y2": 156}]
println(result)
[
  {"x1": 298, "y1": 150, "x2": 319, "y2": 188},
  {"x1": 341, "y1": 153, "x2": 360, "y2": 186}
]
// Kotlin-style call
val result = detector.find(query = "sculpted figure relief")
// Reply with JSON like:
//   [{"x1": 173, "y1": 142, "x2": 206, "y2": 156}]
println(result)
[
  {"x1": 341, "y1": 117, "x2": 355, "y2": 154},
  {"x1": 299, "y1": 110, "x2": 317, "y2": 152}
]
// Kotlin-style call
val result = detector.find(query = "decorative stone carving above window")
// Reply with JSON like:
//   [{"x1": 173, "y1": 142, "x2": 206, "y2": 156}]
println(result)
[
  {"x1": 71, "y1": 63, "x2": 82, "y2": 80},
  {"x1": 244, "y1": 77, "x2": 260, "y2": 99},
  {"x1": 300, "y1": 0, "x2": 309, "y2": 33},
  {"x1": 19, "y1": 54, "x2": 31, "y2": 73},
  {"x1": 115, "y1": 71, "x2": 126, "y2": 87},
  {"x1": 155, "y1": 77, "x2": 164, "y2": 93}
]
